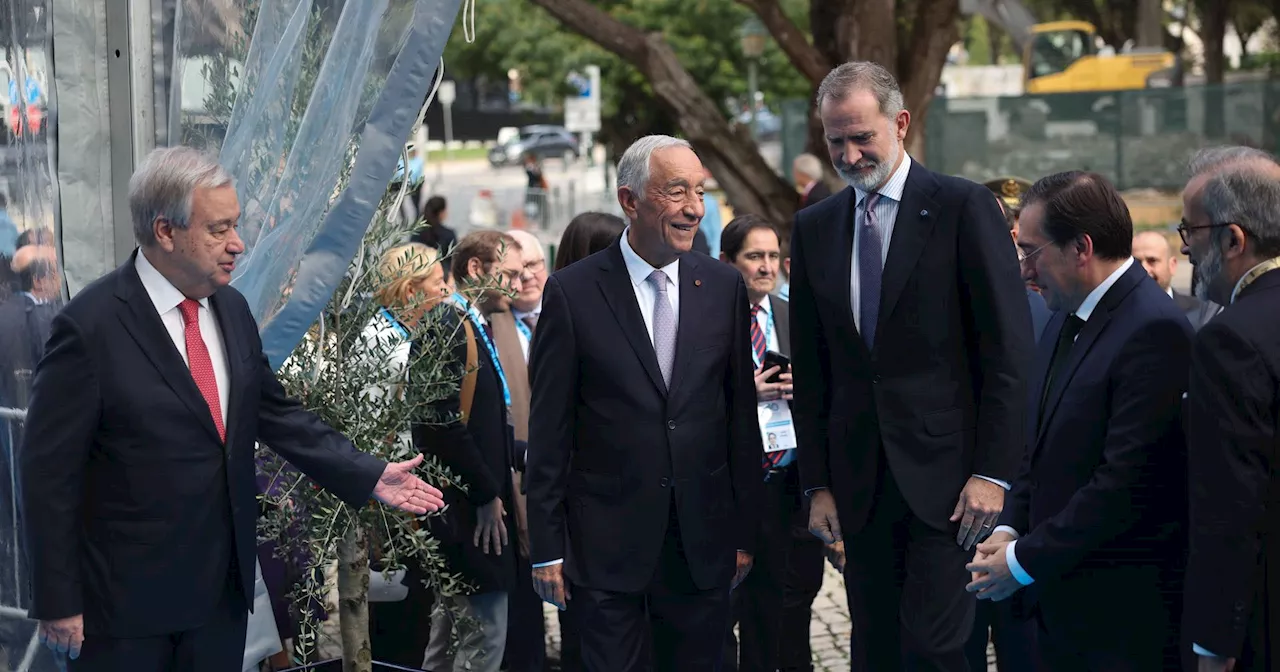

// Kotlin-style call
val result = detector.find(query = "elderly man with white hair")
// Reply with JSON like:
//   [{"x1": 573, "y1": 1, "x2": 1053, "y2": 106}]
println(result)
[
  {"x1": 526, "y1": 134, "x2": 762, "y2": 671},
  {"x1": 506, "y1": 229, "x2": 547, "y2": 359},
  {"x1": 792, "y1": 152, "x2": 832, "y2": 209}
]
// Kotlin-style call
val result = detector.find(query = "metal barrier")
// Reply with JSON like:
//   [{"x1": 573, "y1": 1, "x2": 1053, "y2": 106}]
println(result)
[
  {"x1": 0, "y1": 405, "x2": 48, "y2": 672},
  {"x1": 923, "y1": 81, "x2": 1280, "y2": 191}
]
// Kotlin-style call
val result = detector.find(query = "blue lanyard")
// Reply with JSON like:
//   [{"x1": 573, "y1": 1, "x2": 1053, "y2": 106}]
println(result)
[
  {"x1": 752, "y1": 306, "x2": 774, "y2": 369},
  {"x1": 449, "y1": 293, "x2": 512, "y2": 408},
  {"x1": 379, "y1": 307, "x2": 410, "y2": 340},
  {"x1": 513, "y1": 315, "x2": 533, "y2": 342}
]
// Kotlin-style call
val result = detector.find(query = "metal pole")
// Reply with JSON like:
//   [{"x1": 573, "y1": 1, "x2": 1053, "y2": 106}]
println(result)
[
  {"x1": 7, "y1": 419, "x2": 18, "y2": 603},
  {"x1": 443, "y1": 103, "x2": 454, "y2": 159},
  {"x1": 747, "y1": 59, "x2": 759, "y2": 139}
]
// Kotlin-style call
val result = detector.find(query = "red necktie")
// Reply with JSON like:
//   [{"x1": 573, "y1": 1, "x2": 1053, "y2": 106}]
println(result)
[
  {"x1": 750, "y1": 304, "x2": 766, "y2": 364},
  {"x1": 179, "y1": 299, "x2": 226, "y2": 442}
]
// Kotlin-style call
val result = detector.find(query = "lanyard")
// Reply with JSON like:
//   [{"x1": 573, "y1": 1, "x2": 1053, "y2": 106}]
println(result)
[
  {"x1": 751, "y1": 306, "x2": 774, "y2": 369},
  {"x1": 513, "y1": 314, "x2": 533, "y2": 342},
  {"x1": 449, "y1": 293, "x2": 512, "y2": 408},
  {"x1": 379, "y1": 307, "x2": 410, "y2": 340}
]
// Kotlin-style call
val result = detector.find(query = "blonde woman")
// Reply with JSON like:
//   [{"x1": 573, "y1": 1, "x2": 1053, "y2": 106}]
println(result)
[{"x1": 361, "y1": 242, "x2": 451, "y2": 404}]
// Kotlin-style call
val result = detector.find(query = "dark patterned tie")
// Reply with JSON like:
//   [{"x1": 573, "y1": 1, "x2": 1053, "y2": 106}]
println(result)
[
  {"x1": 858, "y1": 193, "x2": 883, "y2": 349},
  {"x1": 750, "y1": 304, "x2": 767, "y2": 365}
]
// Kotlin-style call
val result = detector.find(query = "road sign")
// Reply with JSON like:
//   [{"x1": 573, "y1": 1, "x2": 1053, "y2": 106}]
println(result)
[
  {"x1": 437, "y1": 80, "x2": 456, "y2": 106},
  {"x1": 564, "y1": 97, "x2": 600, "y2": 132}
]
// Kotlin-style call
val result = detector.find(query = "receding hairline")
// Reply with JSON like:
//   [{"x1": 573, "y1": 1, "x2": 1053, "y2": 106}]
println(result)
[{"x1": 1131, "y1": 230, "x2": 1173, "y2": 256}]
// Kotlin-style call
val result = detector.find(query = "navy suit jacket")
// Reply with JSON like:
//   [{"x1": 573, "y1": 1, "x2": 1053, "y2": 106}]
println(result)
[
  {"x1": 526, "y1": 242, "x2": 762, "y2": 593},
  {"x1": 999, "y1": 263, "x2": 1191, "y2": 591},
  {"x1": 20, "y1": 252, "x2": 385, "y2": 637}
]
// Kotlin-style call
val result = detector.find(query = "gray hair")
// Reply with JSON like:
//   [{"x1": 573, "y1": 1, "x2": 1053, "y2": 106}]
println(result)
[
  {"x1": 793, "y1": 153, "x2": 823, "y2": 179},
  {"x1": 129, "y1": 146, "x2": 234, "y2": 246},
  {"x1": 816, "y1": 62, "x2": 904, "y2": 116},
  {"x1": 1187, "y1": 145, "x2": 1276, "y2": 178},
  {"x1": 617, "y1": 135, "x2": 692, "y2": 199},
  {"x1": 1200, "y1": 164, "x2": 1280, "y2": 258}
]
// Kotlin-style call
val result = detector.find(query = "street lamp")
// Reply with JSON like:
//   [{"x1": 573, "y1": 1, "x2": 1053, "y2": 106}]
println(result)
[{"x1": 740, "y1": 18, "x2": 766, "y2": 139}]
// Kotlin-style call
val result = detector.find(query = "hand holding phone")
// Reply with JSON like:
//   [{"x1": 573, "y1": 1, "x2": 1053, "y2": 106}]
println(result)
[{"x1": 762, "y1": 351, "x2": 790, "y2": 384}]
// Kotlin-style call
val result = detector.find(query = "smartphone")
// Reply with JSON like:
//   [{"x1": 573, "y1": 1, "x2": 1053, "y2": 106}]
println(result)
[{"x1": 762, "y1": 350, "x2": 791, "y2": 383}]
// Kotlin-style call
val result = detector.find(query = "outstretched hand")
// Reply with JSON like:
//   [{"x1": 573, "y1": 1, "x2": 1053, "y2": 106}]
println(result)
[{"x1": 372, "y1": 454, "x2": 446, "y2": 514}]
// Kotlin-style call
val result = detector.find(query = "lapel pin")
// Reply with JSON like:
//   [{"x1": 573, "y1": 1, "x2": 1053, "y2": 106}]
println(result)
[
  {"x1": 694, "y1": 279, "x2": 702, "y2": 287},
  {"x1": 920, "y1": 209, "x2": 929, "y2": 217}
]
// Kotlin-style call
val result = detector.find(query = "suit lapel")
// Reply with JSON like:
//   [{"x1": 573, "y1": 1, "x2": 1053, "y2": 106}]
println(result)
[
  {"x1": 1034, "y1": 264, "x2": 1146, "y2": 447},
  {"x1": 829, "y1": 189, "x2": 861, "y2": 342},
  {"x1": 667, "y1": 253, "x2": 702, "y2": 399},
  {"x1": 1027, "y1": 311, "x2": 1063, "y2": 446},
  {"x1": 879, "y1": 163, "x2": 939, "y2": 326},
  {"x1": 209, "y1": 291, "x2": 244, "y2": 446},
  {"x1": 772, "y1": 298, "x2": 791, "y2": 356},
  {"x1": 597, "y1": 243, "x2": 667, "y2": 396},
  {"x1": 114, "y1": 256, "x2": 224, "y2": 444}
]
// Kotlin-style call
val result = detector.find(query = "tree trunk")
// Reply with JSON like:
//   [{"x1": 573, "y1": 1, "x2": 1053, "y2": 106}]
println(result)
[
  {"x1": 898, "y1": 0, "x2": 961, "y2": 163},
  {"x1": 1136, "y1": 0, "x2": 1164, "y2": 47},
  {"x1": 336, "y1": 526, "x2": 372, "y2": 672},
  {"x1": 1200, "y1": 0, "x2": 1229, "y2": 138},
  {"x1": 527, "y1": 0, "x2": 797, "y2": 225}
]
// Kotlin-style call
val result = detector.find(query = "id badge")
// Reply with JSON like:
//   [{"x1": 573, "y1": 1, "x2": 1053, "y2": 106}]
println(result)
[{"x1": 757, "y1": 401, "x2": 798, "y2": 453}]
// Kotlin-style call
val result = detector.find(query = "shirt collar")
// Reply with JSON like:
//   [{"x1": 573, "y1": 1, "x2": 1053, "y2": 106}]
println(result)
[
  {"x1": 620, "y1": 227, "x2": 680, "y2": 289},
  {"x1": 753, "y1": 294, "x2": 773, "y2": 315},
  {"x1": 135, "y1": 248, "x2": 210, "y2": 315},
  {"x1": 854, "y1": 153, "x2": 912, "y2": 208},
  {"x1": 512, "y1": 300, "x2": 543, "y2": 320},
  {"x1": 1166, "y1": 287, "x2": 1174, "y2": 298},
  {"x1": 1076, "y1": 257, "x2": 1133, "y2": 322}
]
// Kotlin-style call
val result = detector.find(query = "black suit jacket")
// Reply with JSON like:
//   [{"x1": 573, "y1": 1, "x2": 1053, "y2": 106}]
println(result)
[
  {"x1": 1027, "y1": 287, "x2": 1051, "y2": 344},
  {"x1": 414, "y1": 305, "x2": 516, "y2": 594},
  {"x1": 800, "y1": 181, "x2": 834, "y2": 210},
  {"x1": 767, "y1": 295, "x2": 791, "y2": 356},
  {"x1": 1185, "y1": 267, "x2": 1280, "y2": 666},
  {"x1": 19, "y1": 252, "x2": 385, "y2": 637},
  {"x1": 527, "y1": 243, "x2": 763, "y2": 593},
  {"x1": 789, "y1": 163, "x2": 1033, "y2": 533},
  {"x1": 999, "y1": 264, "x2": 1191, "y2": 608}
]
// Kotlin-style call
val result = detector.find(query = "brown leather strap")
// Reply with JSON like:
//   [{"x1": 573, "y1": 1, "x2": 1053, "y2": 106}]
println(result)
[{"x1": 459, "y1": 318, "x2": 480, "y2": 425}]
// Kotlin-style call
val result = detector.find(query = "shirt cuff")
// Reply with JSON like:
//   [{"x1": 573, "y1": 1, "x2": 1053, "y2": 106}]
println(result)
[
  {"x1": 992, "y1": 525, "x2": 1019, "y2": 539},
  {"x1": 1192, "y1": 644, "x2": 1222, "y2": 658},
  {"x1": 804, "y1": 486, "x2": 828, "y2": 497},
  {"x1": 1005, "y1": 539, "x2": 1034, "y2": 586},
  {"x1": 531, "y1": 559, "x2": 564, "y2": 568},
  {"x1": 975, "y1": 474, "x2": 1010, "y2": 490}
]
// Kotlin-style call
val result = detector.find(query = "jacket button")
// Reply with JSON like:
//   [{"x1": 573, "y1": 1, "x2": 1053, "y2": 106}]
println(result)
[
  {"x1": 660, "y1": 477, "x2": 670, "y2": 488},
  {"x1": 667, "y1": 420, "x2": 676, "y2": 430},
  {"x1": 872, "y1": 375, "x2": 881, "y2": 384}
]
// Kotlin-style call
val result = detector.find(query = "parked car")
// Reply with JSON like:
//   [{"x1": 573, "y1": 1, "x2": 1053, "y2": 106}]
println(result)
[{"x1": 488, "y1": 125, "x2": 579, "y2": 167}]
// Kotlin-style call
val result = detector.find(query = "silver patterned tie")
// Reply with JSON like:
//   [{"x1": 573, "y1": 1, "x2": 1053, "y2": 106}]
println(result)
[{"x1": 647, "y1": 270, "x2": 676, "y2": 387}]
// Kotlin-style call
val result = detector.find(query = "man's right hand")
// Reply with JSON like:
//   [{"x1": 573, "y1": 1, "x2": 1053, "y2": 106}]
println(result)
[
  {"x1": 473, "y1": 497, "x2": 508, "y2": 555},
  {"x1": 38, "y1": 614, "x2": 84, "y2": 659},
  {"x1": 532, "y1": 563, "x2": 571, "y2": 610},
  {"x1": 753, "y1": 365, "x2": 787, "y2": 402},
  {"x1": 808, "y1": 489, "x2": 842, "y2": 544}
]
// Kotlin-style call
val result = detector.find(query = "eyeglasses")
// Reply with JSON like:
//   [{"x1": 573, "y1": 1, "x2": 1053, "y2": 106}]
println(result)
[
  {"x1": 524, "y1": 258, "x2": 546, "y2": 274},
  {"x1": 1177, "y1": 221, "x2": 1233, "y2": 246},
  {"x1": 1017, "y1": 241, "x2": 1053, "y2": 265}
]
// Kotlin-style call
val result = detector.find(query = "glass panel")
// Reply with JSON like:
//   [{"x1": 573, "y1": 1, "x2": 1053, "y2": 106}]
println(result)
[{"x1": 1, "y1": 0, "x2": 67, "y2": 666}]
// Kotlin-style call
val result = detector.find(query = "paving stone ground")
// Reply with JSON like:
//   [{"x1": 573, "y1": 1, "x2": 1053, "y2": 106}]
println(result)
[{"x1": 542, "y1": 563, "x2": 998, "y2": 671}]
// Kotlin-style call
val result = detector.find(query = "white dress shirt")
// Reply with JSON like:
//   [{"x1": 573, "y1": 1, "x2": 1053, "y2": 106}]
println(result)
[
  {"x1": 513, "y1": 301, "x2": 543, "y2": 362},
  {"x1": 995, "y1": 257, "x2": 1135, "y2": 586},
  {"x1": 135, "y1": 249, "x2": 230, "y2": 427},
  {"x1": 531, "y1": 230, "x2": 680, "y2": 570}
]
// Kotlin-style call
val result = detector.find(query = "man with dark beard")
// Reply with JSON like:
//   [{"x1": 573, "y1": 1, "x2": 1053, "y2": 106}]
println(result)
[
  {"x1": 789, "y1": 62, "x2": 1033, "y2": 671},
  {"x1": 1180, "y1": 146, "x2": 1280, "y2": 672}
]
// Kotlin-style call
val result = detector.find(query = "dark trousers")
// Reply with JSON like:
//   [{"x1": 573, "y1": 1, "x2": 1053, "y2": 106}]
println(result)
[
  {"x1": 370, "y1": 563, "x2": 436, "y2": 668},
  {"x1": 573, "y1": 492, "x2": 731, "y2": 672},
  {"x1": 964, "y1": 596, "x2": 1038, "y2": 671},
  {"x1": 556, "y1": 605, "x2": 584, "y2": 671},
  {"x1": 844, "y1": 468, "x2": 974, "y2": 671},
  {"x1": 70, "y1": 582, "x2": 248, "y2": 672},
  {"x1": 503, "y1": 553, "x2": 548, "y2": 672},
  {"x1": 723, "y1": 466, "x2": 824, "y2": 672}
]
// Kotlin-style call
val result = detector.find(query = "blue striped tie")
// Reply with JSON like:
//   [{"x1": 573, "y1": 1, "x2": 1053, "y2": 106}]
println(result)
[{"x1": 858, "y1": 193, "x2": 883, "y2": 349}]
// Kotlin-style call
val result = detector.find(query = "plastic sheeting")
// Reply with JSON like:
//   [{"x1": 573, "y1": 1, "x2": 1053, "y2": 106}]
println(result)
[{"x1": 167, "y1": 0, "x2": 461, "y2": 367}]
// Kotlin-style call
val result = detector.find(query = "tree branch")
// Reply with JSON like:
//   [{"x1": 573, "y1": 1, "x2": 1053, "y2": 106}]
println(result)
[{"x1": 736, "y1": 0, "x2": 831, "y2": 84}]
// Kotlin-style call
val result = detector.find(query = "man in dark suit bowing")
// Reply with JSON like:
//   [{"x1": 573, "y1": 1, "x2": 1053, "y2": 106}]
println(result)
[
  {"x1": 19, "y1": 146, "x2": 444, "y2": 671},
  {"x1": 789, "y1": 61, "x2": 1033, "y2": 671},
  {"x1": 1180, "y1": 148, "x2": 1280, "y2": 672},
  {"x1": 526, "y1": 134, "x2": 762, "y2": 671},
  {"x1": 967, "y1": 171, "x2": 1192, "y2": 670}
]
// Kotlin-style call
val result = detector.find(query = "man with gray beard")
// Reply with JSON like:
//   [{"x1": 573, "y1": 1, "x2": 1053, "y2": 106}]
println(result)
[
  {"x1": 789, "y1": 61, "x2": 1033, "y2": 671},
  {"x1": 1180, "y1": 147, "x2": 1280, "y2": 672}
]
